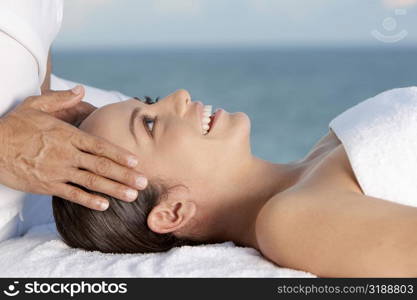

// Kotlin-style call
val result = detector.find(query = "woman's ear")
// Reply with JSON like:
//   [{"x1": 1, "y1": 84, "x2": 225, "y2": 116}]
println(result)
[{"x1": 147, "y1": 196, "x2": 197, "y2": 234}]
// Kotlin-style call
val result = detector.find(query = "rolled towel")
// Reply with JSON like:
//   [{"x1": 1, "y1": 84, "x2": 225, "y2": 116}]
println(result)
[{"x1": 329, "y1": 86, "x2": 417, "y2": 207}]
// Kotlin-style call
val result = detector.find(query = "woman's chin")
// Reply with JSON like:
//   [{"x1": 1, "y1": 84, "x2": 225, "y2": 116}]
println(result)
[
  {"x1": 229, "y1": 111, "x2": 251, "y2": 142},
  {"x1": 211, "y1": 110, "x2": 251, "y2": 141},
  {"x1": 235, "y1": 111, "x2": 251, "y2": 131}
]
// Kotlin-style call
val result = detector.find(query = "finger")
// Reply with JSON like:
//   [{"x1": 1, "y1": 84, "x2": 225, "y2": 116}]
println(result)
[
  {"x1": 72, "y1": 102, "x2": 97, "y2": 125},
  {"x1": 78, "y1": 101, "x2": 97, "y2": 115},
  {"x1": 72, "y1": 132, "x2": 140, "y2": 169},
  {"x1": 26, "y1": 86, "x2": 85, "y2": 113},
  {"x1": 56, "y1": 183, "x2": 109, "y2": 211},
  {"x1": 76, "y1": 152, "x2": 147, "y2": 190},
  {"x1": 52, "y1": 109, "x2": 80, "y2": 125},
  {"x1": 52, "y1": 102, "x2": 97, "y2": 125},
  {"x1": 70, "y1": 168, "x2": 139, "y2": 202}
]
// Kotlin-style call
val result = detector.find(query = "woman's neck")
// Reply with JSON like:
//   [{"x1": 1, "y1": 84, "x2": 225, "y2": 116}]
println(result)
[{"x1": 212, "y1": 156, "x2": 308, "y2": 250}]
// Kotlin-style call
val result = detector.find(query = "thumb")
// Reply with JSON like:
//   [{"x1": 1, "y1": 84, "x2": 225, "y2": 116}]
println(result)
[
  {"x1": 77, "y1": 101, "x2": 97, "y2": 116},
  {"x1": 27, "y1": 85, "x2": 85, "y2": 113},
  {"x1": 52, "y1": 101, "x2": 97, "y2": 125}
]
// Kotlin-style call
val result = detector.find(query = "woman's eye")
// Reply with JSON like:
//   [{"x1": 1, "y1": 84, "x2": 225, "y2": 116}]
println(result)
[{"x1": 142, "y1": 115, "x2": 155, "y2": 135}]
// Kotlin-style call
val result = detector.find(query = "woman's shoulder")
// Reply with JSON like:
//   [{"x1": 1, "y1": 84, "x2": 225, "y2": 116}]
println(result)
[
  {"x1": 254, "y1": 150, "x2": 363, "y2": 271},
  {"x1": 255, "y1": 187, "x2": 417, "y2": 277},
  {"x1": 254, "y1": 188, "x2": 314, "y2": 267}
]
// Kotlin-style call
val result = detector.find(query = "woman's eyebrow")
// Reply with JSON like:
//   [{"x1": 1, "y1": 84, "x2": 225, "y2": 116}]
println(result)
[{"x1": 129, "y1": 107, "x2": 142, "y2": 143}]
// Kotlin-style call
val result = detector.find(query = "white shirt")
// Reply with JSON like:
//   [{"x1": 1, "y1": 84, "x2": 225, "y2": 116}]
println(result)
[{"x1": 0, "y1": 0, "x2": 63, "y2": 117}]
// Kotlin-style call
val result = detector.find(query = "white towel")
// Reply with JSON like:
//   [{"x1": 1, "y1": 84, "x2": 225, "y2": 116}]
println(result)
[
  {"x1": 329, "y1": 86, "x2": 417, "y2": 207},
  {"x1": 0, "y1": 223, "x2": 315, "y2": 277}
]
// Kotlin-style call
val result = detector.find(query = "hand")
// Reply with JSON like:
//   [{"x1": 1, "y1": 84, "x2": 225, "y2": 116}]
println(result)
[{"x1": 0, "y1": 86, "x2": 148, "y2": 211}]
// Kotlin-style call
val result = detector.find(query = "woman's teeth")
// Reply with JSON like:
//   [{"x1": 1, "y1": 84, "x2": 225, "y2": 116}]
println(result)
[{"x1": 202, "y1": 105, "x2": 213, "y2": 135}]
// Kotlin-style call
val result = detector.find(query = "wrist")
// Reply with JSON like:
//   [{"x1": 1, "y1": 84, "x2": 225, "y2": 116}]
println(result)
[
  {"x1": 0, "y1": 117, "x2": 13, "y2": 188},
  {"x1": 0, "y1": 117, "x2": 4, "y2": 141},
  {"x1": 0, "y1": 117, "x2": 10, "y2": 154}
]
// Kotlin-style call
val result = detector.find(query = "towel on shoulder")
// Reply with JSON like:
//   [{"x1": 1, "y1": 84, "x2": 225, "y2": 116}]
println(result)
[{"x1": 329, "y1": 86, "x2": 417, "y2": 207}]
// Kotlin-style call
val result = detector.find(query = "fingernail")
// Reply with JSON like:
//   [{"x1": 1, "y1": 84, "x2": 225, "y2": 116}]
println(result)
[
  {"x1": 126, "y1": 189, "x2": 138, "y2": 201},
  {"x1": 71, "y1": 85, "x2": 83, "y2": 95},
  {"x1": 136, "y1": 176, "x2": 148, "y2": 189},
  {"x1": 128, "y1": 156, "x2": 139, "y2": 167},
  {"x1": 99, "y1": 200, "x2": 109, "y2": 211}
]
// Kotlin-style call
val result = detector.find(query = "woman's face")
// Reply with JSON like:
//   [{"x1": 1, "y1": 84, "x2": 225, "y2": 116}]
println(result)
[{"x1": 79, "y1": 89, "x2": 252, "y2": 216}]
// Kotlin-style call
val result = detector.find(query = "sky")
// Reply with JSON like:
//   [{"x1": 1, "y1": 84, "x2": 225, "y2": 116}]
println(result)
[{"x1": 54, "y1": 0, "x2": 417, "y2": 49}]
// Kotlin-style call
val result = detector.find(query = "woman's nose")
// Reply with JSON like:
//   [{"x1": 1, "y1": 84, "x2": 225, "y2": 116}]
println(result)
[
  {"x1": 174, "y1": 89, "x2": 191, "y2": 104},
  {"x1": 172, "y1": 89, "x2": 191, "y2": 116}
]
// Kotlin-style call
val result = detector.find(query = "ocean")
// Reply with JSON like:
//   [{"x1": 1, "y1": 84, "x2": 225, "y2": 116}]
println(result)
[{"x1": 52, "y1": 47, "x2": 417, "y2": 163}]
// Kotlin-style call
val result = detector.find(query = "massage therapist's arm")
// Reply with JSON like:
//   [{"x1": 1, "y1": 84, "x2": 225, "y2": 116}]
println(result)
[
  {"x1": 256, "y1": 191, "x2": 417, "y2": 277},
  {"x1": 0, "y1": 88, "x2": 148, "y2": 211}
]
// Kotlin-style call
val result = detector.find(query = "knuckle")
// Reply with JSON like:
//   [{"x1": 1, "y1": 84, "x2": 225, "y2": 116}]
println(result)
[
  {"x1": 38, "y1": 103, "x2": 49, "y2": 112},
  {"x1": 74, "y1": 134, "x2": 88, "y2": 148},
  {"x1": 94, "y1": 140, "x2": 106, "y2": 155},
  {"x1": 85, "y1": 173, "x2": 98, "y2": 188},
  {"x1": 74, "y1": 153, "x2": 83, "y2": 166},
  {"x1": 96, "y1": 157, "x2": 111, "y2": 174},
  {"x1": 115, "y1": 152, "x2": 125, "y2": 164},
  {"x1": 123, "y1": 169, "x2": 134, "y2": 184},
  {"x1": 68, "y1": 188, "x2": 81, "y2": 202}
]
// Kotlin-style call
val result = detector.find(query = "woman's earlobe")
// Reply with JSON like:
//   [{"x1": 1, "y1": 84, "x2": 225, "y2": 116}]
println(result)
[{"x1": 147, "y1": 200, "x2": 196, "y2": 234}]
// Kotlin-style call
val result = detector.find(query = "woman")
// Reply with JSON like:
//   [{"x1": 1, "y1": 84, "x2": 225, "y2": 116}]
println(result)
[{"x1": 53, "y1": 88, "x2": 417, "y2": 277}]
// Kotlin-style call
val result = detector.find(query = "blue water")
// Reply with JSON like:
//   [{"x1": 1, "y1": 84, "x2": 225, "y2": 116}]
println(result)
[{"x1": 52, "y1": 47, "x2": 417, "y2": 162}]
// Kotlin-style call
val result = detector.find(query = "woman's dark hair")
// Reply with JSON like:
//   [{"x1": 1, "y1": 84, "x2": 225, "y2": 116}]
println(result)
[
  {"x1": 52, "y1": 95, "x2": 207, "y2": 254},
  {"x1": 52, "y1": 180, "x2": 207, "y2": 254}
]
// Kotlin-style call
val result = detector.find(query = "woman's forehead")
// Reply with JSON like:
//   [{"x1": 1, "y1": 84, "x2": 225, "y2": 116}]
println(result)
[
  {"x1": 83, "y1": 99, "x2": 138, "y2": 124},
  {"x1": 79, "y1": 99, "x2": 139, "y2": 134},
  {"x1": 101, "y1": 99, "x2": 139, "y2": 115}
]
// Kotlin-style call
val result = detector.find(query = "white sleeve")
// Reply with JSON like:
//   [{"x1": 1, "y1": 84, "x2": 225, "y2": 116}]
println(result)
[
  {"x1": 0, "y1": 0, "x2": 63, "y2": 116},
  {"x1": 51, "y1": 74, "x2": 132, "y2": 107},
  {"x1": 0, "y1": 0, "x2": 63, "y2": 242}
]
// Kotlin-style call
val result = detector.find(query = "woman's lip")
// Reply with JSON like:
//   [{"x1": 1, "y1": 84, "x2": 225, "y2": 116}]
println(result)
[{"x1": 208, "y1": 108, "x2": 223, "y2": 134}]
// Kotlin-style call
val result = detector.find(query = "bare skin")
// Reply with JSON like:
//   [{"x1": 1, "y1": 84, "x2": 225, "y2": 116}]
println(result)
[
  {"x1": 79, "y1": 90, "x2": 417, "y2": 277},
  {"x1": 256, "y1": 131, "x2": 417, "y2": 277}
]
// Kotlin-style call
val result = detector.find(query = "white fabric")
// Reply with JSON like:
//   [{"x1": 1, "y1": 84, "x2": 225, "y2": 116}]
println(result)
[
  {"x1": 50, "y1": 74, "x2": 131, "y2": 106},
  {"x1": 0, "y1": 223, "x2": 315, "y2": 277},
  {"x1": 0, "y1": 0, "x2": 63, "y2": 83},
  {"x1": 0, "y1": 75, "x2": 131, "y2": 243},
  {"x1": 0, "y1": 0, "x2": 63, "y2": 115},
  {"x1": 329, "y1": 86, "x2": 417, "y2": 207}
]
